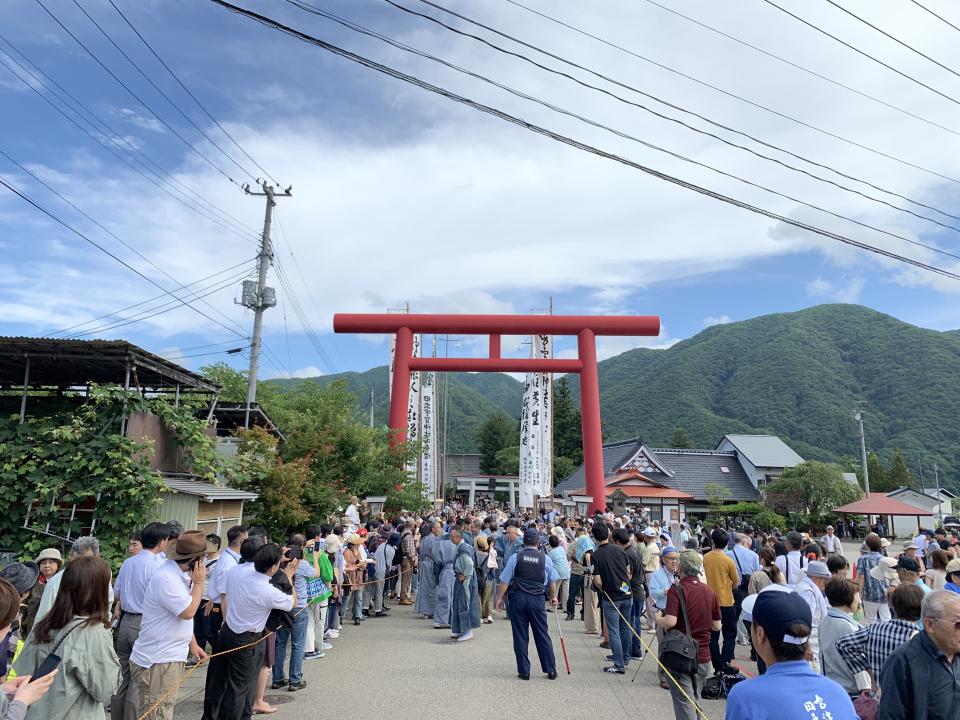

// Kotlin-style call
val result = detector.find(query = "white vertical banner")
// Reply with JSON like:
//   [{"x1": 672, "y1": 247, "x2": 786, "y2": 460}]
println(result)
[
  {"x1": 420, "y1": 370, "x2": 437, "y2": 500},
  {"x1": 405, "y1": 333, "x2": 421, "y2": 476},
  {"x1": 536, "y1": 334, "x2": 553, "y2": 498},
  {"x1": 519, "y1": 373, "x2": 534, "y2": 508}
]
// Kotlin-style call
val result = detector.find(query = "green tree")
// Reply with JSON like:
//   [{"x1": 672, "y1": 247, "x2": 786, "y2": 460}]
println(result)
[
  {"x1": 553, "y1": 455, "x2": 576, "y2": 482},
  {"x1": 705, "y1": 482, "x2": 732, "y2": 516},
  {"x1": 493, "y1": 445, "x2": 520, "y2": 476},
  {"x1": 476, "y1": 412, "x2": 516, "y2": 474},
  {"x1": 765, "y1": 461, "x2": 861, "y2": 525},
  {"x1": 867, "y1": 452, "x2": 895, "y2": 492},
  {"x1": 200, "y1": 362, "x2": 249, "y2": 403},
  {"x1": 889, "y1": 448, "x2": 912, "y2": 489},
  {"x1": 552, "y1": 378, "x2": 582, "y2": 465},
  {"x1": 671, "y1": 427, "x2": 693, "y2": 449}
]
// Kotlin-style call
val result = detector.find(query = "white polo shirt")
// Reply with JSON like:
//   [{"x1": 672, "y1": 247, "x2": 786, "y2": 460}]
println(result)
[
  {"x1": 130, "y1": 560, "x2": 193, "y2": 667},
  {"x1": 115, "y1": 549, "x2": 163, "y2": 614},
  {"x1": 207, "y1": 547, "x2": 240, "y2": 602},
  {"x1": 223, "y1": 566, "x2": 293, "y2": 633}
]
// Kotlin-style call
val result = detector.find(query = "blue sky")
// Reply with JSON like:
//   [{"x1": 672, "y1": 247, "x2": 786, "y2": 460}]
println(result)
[{"x1": 3, "y1": 0, "x2": 960, "y2": 377}]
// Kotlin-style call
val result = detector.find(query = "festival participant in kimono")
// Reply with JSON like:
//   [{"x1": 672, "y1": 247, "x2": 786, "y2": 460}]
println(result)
[
  {"x1": 433, "y1": 530, "x2": 458, "y2": 629},
  {"x1": 449, "y1": 527, "x2": 481, "y2": 643},
  {"x1": 415, "y1": 520, "x2": 442, "y2": 618}
]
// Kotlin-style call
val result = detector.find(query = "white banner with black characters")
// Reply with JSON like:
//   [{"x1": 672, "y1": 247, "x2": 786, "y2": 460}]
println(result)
[
  {"x1": 389, "y1": 333, "x2": 422, "y2": 476},
  {"x1": 420, "y1": 370, "x2": 437, "y2": 500},
  {"x1": 519, "y1": 372, "x2": 535, "y2": 508},
  {"x1": 535, "y1": 334, "x2": 553, "y2": 498}
]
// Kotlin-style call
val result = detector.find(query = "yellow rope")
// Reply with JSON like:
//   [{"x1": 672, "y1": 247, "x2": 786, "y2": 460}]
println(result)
[
  {"x1": 599, "y1": 586, "x2": 711, "y2": 720},
  {"x1": 135, "y1": 569, "x2": 403, "y2": 720}
]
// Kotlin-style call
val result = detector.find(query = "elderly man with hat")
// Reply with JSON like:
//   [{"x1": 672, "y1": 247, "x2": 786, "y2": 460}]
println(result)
[
  {"x1": 496, "y1": 527, "x2": 559, "y2": 680},
  {"x1": 794, "y1": 560, "x2": 831, "y2": 673},
  {"x1": 725, "y1": 591, "x2": 857, "y2": 720},
  {"x1": 129, "y1": 530, "x2": 209, "y2": 720},
  {"x1": 890, "y1": 556, "x2": 930, "y2": 597},
  {"x1": 820, "y1": 525, "x2": 844, "y2": 557}
]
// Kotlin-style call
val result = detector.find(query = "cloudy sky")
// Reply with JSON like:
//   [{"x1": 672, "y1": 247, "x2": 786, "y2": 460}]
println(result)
[{"x1": 3, "y1": 0, "x2": 960, "y2": 378}]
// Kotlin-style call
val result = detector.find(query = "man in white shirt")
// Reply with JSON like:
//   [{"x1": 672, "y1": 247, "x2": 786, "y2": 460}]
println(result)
[
  {"x1": 775, "y1": 531, "x2": 808, "y2": 585},
  {"x1": 202, "y1": 543, "x2": 297, "y2": 720},
  {"x1": 913, "y1": 529, "x2": 929, "y2": 563},
  {"x1": 345, "y1": 496, "x2": 361, "y2": 531},
  {"x1": 130, "y1": 531, "x2": 207, "y2": 720},
  {"x1": 203, "y1": 525, "x2": 247, "y2": 650},
  {"x1": 112, "y1": 522, "x2": 171, "y2": 720},
  {"x1": 820, "y1": 525, "x2": 844, "y2": 557}
]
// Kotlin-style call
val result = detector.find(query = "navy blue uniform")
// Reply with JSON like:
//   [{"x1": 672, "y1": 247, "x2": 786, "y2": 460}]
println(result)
[{"x1": 500, "y1": 547, "x2": 559, "y2": 677}]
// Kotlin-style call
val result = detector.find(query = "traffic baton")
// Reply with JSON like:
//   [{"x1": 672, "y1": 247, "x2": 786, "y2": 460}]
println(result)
[{"x1": 553, "y1": 605, "x2": 571, "y2": 674}]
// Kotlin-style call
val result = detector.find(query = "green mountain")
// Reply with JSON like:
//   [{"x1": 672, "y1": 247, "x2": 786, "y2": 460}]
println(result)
[
  {"x1": 273, "y1": 305, "x2": 960, "y2": 491},
  {"x1": 568, "y1": 304, "x2": 960, "y2": 491},
  {"x1": 270, "y1": 367, "x2": 524, "y2": 453}
]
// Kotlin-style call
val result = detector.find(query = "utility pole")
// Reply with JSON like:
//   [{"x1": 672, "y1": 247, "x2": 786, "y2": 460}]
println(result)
[
  {"x1": 242, "y1": 180, "x2": 291, "y2": 428},
  {"x1": 918, "y1": 460, "x2": 926, "y2": 494},
  {"x1": 935, "y1": 464, "x2": 944, "y2": 527},
  {"x1": 369, "y1": 386, "x2": 375, "y2": 428},
  {"x1": 855, "y1": 410, "x2": 870, "y2": 495}
]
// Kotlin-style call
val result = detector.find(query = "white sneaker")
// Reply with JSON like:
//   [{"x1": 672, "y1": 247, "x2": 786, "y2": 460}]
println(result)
[
  {"x1": 457, "y1": 631, "x2": 474, "y2": 642},
  {"x1": 322, "y1": 642, "x2": 333, "y2": 650}
]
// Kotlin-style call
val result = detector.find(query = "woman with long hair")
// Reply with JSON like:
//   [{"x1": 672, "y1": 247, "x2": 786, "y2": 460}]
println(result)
[{"x1": 13, "y1": 556, "x2": 120, "y2": 720}]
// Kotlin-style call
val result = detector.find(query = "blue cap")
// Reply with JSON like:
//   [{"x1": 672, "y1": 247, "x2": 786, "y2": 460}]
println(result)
[
  {"x1": 523, "y1": 528, "x2": 540, "y2": 545},
  {"x1": 661, "y1": 546, "x2": 679, "y2": 556},
  {"x1": 751, "y1": 591, "x2": 812, "y2": 645}
]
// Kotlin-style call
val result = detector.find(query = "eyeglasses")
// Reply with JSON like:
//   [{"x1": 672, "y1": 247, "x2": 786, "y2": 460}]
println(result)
[{"x1": 930, "y1": 617, "x2": 960, "y2": 631}]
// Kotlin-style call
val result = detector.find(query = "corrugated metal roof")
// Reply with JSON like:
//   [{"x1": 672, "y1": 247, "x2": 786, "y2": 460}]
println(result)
[
  {"x1": 163, "y1": 477, "x2": 258, "y2": 501},
  {"x1": 834, "y1": 493, "x2": 932, "y2": 516},
  {"x1": 718, "y1": 434, "x2": 804, "y2": 468}
]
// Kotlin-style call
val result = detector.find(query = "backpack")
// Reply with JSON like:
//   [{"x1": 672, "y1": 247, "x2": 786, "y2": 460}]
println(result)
[
  {"x1": 701, "y1": 669, "x2": 748, "y2": 699},
  {"x1": 658, "y1": 584, "x2": 700, "y2": 683}
]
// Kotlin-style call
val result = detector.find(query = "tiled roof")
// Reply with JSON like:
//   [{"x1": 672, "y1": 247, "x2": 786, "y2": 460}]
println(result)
[
  {"x1": 553, "y1": 438, "x2": 641, "y2": 495},
  {"x1": 649, "y1": 449, "x2": 760, "y2": 502},
  {"x1": 163, "y1": 477, "x2": 258, "y2": 502}
]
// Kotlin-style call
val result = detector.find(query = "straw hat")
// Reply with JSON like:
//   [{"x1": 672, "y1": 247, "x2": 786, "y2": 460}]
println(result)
[
  {"x1": 869, "y1": 556, "x2": 899, "y2": 585},
  {"x1": 347, "y1": 534, "x2": 364, "y2": 546}
]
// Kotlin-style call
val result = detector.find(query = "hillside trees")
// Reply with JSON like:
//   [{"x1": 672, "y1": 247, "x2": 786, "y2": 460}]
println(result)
[{"x1": 764, "y1": 461, "x2": 861, "y2": 526}]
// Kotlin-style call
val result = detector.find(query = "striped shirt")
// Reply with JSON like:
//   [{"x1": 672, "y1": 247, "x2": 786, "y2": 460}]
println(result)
[{"x1": 835, "y1": 619, "x2": 918, "y2": 676}]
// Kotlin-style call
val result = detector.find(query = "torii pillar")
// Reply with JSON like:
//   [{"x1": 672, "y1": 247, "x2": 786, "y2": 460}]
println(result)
[{"x1": 333, "y1": 314, "x2": 661, "y2": 514}]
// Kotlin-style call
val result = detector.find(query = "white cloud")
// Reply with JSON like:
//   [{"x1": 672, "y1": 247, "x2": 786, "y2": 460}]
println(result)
[
  {"x1": 703, "y1": 315, "x2": 732, "y2": 327},
  {"x1": 264, "y1": 365, "x2": 324, "y2": 380},
  {"x1": 805, "y1": 276, "x2": 866, "y2": 303},
  {"x1": 116, "y1": 107, "x2": 166, "y2": 133}
]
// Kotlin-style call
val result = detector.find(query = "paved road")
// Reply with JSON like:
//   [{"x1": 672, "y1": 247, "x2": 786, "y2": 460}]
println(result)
[{"x1": 175, "y1": 601, "x2": 752, "y2": 720}]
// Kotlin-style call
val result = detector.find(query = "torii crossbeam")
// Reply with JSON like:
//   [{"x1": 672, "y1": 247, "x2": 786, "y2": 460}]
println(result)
[{"x1": 333, "y1": 313, "x2": 661, "y2": 514}]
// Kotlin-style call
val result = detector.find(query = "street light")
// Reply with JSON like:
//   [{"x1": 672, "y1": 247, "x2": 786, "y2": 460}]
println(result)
[{"x1": 855, "y1": 411, "x2": 870, "y2": 495}]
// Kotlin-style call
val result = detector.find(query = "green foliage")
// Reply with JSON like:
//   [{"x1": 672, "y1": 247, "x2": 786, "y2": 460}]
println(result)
[
  {"x1": 671, "y1": 427, "x2": 693, "y2": 449},
  {"x1": 476, "y1": 412, "x2": 517, "y2": 475},
  {"x1": 0, "y1": 386, "x2": 175, "y2": 568},
  {"x1": 553, "y1": 455, "x2": 576, "y2": 482},
  {"x1": 765, "y1": 461, "x2": 861, "y2": 527},
  {"x1": 708, "y1": 502, "x2": 786, "y2": 532},
  {"x1": 553, "y1": 378, "x2": 582, "y2": 466},
  {"x1": 494, "y1": 445, "x2": 520, "y2": 476},
  {"x1": 705, "y1": 482, "x2": 732, "y2": 515},
  {"x1": 200, "y1": 362, "x2": 249, "y2": 403},
  {"x1": 889, "y1": 448, "x2": 913, "y2": 489},
  {"x1": 867, "y1": 452, "x2": 893, "y2": 492}
]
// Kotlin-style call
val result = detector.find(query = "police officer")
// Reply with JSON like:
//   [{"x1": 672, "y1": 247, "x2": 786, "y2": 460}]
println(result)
[{"x1": 496, "y1": 527, "x2": 560, "y2": 681}]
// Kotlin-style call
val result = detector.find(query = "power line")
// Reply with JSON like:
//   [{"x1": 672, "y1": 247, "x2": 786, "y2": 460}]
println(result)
[
  {"x1": 760, "y1": 0, "x2": 960, "y2": 108},
  {"x1": 284, "y1": 0, "x2": 960, "y2": 263},
  {"x1": 103, "y1": 0, "x2": 280, "y2": 186},
  {"x1": 209, "y1": 0, "x2": 960, "y2": 284},
  {"x1": 68, "y1": 0, "x2": 262, "y2": 184},
  {"x1": 636, "y1": 0, "x2": 960, "y2": 141},
  {"x1": 380, "y1": 0, "x2": 960, "y2": 231},
  {"x1": 34, "y1": 0, "x2": 245, "y2": 186},
  {"x1": 0, "y1": 172, "x2": 252, "y2": 337},
  {"x1": 48, "y1": 259, "x2": 254, "y2": 336},
  {"x1": 503, "y1": 0, "x2": 960, "y2": 188},
  {"x1": 69, "y1": 269, "x2": 251, "y2": 338},
  {"x1": 272, "y1": 253, "x2": 338, "y2": 373},
  {"x1": 909, "y1": 0, "x2": 960, "y2": 34},
  {"x1": 825, "y1": 0, "x2": 960, "y2": 81},
  {"x1": 0, "y1": 38, "x2": 259, "y2": 242},
  {"x1": 164, "y1": 347, "x2": 245, "y2": 361}
]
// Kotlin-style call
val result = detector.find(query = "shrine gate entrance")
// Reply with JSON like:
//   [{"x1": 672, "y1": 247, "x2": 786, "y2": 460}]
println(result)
[{"x1": 333, "y1": 314, "x2": 660, "y2": 514}]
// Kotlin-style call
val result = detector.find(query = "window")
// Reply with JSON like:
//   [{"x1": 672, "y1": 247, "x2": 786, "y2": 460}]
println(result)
[{"x1": 719, "y1": 466, "x2": 729, "y2": 473}]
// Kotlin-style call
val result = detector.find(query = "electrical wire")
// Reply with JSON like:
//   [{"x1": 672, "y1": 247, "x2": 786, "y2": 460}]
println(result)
[
  {"x1": 34, "y1": 0, "x2": 245, "y2": 186},
  {"x1": 68, "y1": 0, "x2": 261, "y2": 184},
  {"x1": 103, "y1": 0, "x2": 280, "y2": 187},
  {"x1": 503, "y1": 0, "x2": 960, "y2": 188},
  {"x1": 163, "y1": 348, "x2": 245, "y2": 361},
  {"x1": 760, "y1": 0, "x2": 960, "y2": 108},
  {"x1": 825, "y1": 0, "x2": 960, "y2": 82},
  {"x1": 379, "y1": 0, "x2": 960, "y2": 230},
  {"x1": 272, "y1": 253, "x2": 338, "y2": 373},
  {"x1": 0, "y1": 173, "x2": 253, "y2": 337},
  {"x1": 909, "y1": 0, "x2": 960, "y2": 34},
  {"x1": 284, "y1": 0, "x2": 960, "y2": 262},
  {"x1": 47, "y1": 260, "x2": 255, "y2": 336},
  {"x1": 0, "y1": 38, "x2": 259, "y2": 242},
  {"x1": 209, "y1": 0, "x2": 960, "y2": 284},
  {"x1": 636, "y1": 0, "x2": 960, "y2": 141},
  {"x1": 1, "y1": 147, "x2": 254, "y2": 337}
]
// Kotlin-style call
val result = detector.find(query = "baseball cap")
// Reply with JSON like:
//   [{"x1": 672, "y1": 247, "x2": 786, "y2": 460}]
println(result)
[
  {"x1": 741, "y1": 583, "x2": 793, "y2": 618},
  {"x1": 523, "y1": 528, "x2": 540, "y2": 545},
  {"x1": 893, "y1": 556, "x2": 920, "y2": 573},
  {"x1": 642, "y1": 527, "x2": 657, "y2": 537},
  {"x1": 752, "y1": 590, "x2": 812, "y2": 645}
]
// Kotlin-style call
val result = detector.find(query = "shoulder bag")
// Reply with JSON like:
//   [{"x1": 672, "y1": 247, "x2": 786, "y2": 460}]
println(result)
[
  {"x1": 731, "y1": 550, "x2": 750, "y2": 604},
  {"x1": 658, "y1": 583, "x2": 699, "y2": 678}
]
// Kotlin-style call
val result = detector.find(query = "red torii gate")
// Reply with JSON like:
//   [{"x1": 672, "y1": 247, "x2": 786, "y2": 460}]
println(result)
[{"x1": 333, "y1": 314, "x2": 660, "y2": 514}]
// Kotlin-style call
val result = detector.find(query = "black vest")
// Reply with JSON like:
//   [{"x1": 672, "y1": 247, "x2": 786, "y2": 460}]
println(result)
[{"x1": 511, "y1": 547, "x2": 546, "y2": 596}]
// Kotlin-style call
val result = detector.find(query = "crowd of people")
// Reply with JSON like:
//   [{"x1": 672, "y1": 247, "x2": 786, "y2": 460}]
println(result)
[{"x1": 1, "y1": 499, "x2": 959, "y2": 720}]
